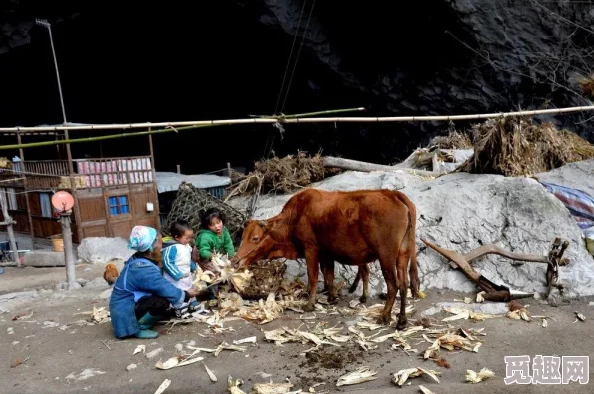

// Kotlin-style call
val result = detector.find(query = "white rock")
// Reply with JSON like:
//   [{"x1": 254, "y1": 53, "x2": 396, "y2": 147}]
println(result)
[{"x1": 77, "y1": 237, "x2": 133, "y2": 264}]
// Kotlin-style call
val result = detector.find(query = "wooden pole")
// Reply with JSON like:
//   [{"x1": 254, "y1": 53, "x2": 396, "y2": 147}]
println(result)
[
  {"x1": 148, "y1": 129, "x2": 161, "y2": 231},
  {"x1": 0, "y1": 191, "x2": 20, "y2": 266},
  {"x1": 59, "y1": 212, "x2": 76, "y2": 289},
  {"x1": 227, "y1": 162, "x2": 232, "y2": 177},
  {"x1": 176, "y1": 164, "x2": 181, "y2": 174},
  {"x1": 16, "y1": 132, "x2": 35, "y2": 251},
  {"x1": 322, "y1": 156, "x2": 441, "y2": 177},
  {"x1": 64, "y1": 130, "x2": 82, "y2": 243}
]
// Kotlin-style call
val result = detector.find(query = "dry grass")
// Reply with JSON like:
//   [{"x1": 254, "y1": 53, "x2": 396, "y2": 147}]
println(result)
[
  {"x1": 429, "y1": 130, "x2": 473, "y2": 150},
  {"x1": 462, "y1": 116, "x2": 594, "y2": 176},
  {"x1": 577, "y1": 75, "x2": 594, "y2": 98},
  {"x1": 226, "y1": 152, "x2": 340, "y2": 198}
]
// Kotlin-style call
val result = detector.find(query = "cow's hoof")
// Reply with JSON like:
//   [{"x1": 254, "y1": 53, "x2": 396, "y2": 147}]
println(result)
[
  {"x1": 303, "y1": 303, "x2": 315, "y2": 312},
  {"x1": 375, "y1": 315, "x2": 391, "y2": 325},
  {"x1": 359, "y1": 295, "x2": 367, "y2": 304},
  {"x1": 328, "y1": 295, "x2": 339, "y2": 305},
  {"x1": 396, "y1": 314, "x2": 408, "y2": 330}
]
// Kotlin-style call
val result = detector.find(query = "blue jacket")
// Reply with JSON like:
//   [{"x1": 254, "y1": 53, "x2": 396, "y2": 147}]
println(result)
[{"x1": 109, "y1": 255, "x2": 184, "y2": 338}]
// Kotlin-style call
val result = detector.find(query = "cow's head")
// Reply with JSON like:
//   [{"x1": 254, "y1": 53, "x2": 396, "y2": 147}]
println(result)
[{"x1": 236, "y1": 218, "x2": 297, "y2": 267}]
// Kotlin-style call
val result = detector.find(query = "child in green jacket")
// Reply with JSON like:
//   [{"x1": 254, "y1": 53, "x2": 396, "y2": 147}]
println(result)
[
  {"x1": 193, "y1": 208, "x2": 237, "y2": 299},
  {"x1": 195, "y1": 207, "x2": 236, "y2": 264}
]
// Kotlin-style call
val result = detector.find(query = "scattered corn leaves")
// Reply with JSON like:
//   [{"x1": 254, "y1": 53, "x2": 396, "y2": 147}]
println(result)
[
  {"x1": 476, "y1": 292, "x2": 485, "y2": 303},
  {"x1": 506, "y1": 308, "x2": 531, "y2": 322},
  {"x1": 575, "y1": 312, "x2": 586, "y2": 322},
  {"x1": 465, "y1": 368, "x2": 494, "y2": 383},
  {"x1": 424, "y1": 334, "x2": 482, "y2": 359},
  {"x1": 392, "y1": 367, "x2": 440, "y2": 386},
  {"x1": 542, "y1": 319, "x2": 548, "y2": 328},
  {"x1": 336, "y1": 367, "x2": 378, "y2": 387},
  {"x1": 155, "y1": 354, "x2": 204, "y2": 370}
]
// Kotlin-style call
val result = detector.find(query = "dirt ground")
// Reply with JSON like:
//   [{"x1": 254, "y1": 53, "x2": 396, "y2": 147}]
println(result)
[{"x1": 1, "y1": 267, "x2": 593, "y2": 394}]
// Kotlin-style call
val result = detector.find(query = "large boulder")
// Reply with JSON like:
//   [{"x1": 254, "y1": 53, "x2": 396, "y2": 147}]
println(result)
[
  {"x1": 77, "y1": 237, "x2": 134, "y2": 264},
  {"x1": 229, "y1": 166, "x2": 594, "y2": 298}
]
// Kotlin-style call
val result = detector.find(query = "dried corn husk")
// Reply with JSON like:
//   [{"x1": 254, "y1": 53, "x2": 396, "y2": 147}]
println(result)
[
  {"x1": 154, "y1": 379, "x2": 171, "y2": 394},
  {"x1": 423, "y1": 334, "x2": 482, "y2": 359},
  {"x1": 465, "y1": 368, "x2": 494, "y2": 383},
  {"x1": 442, "y1": 307, "x2": 497, "y2": 322},
  {"x1": 392, "y1": 367, "x2": 440, "y2": 386},
  {"x1": 419, "y1": 385, "x2": 437, "y2": 394},
  {"x1": 204, "y1": 363, "x2": 217, "y2": 382},
  {"x1": 476, "y1": 292, "x2": 485, "y2": 303},
  {"x1": 250, "y1": 382, "x2": 295, "y2": 393},
  {"x1": 575, "y1": 312, "x2": 586, "y2": 322},
  {"x1": 133, "y1": 345, "x2": 146, "y2": 355},
  {"x1": 228, "y1": 375, "x2": 247, "y2": 394},
  {"x1": 506, "y1": 308, "x2": 531, "y2": 321},
  {"x1": 542, "y1": 319, "x2": 548, "y2": 328},
  {"x1": 336, "y1": 367, "x2": 377, "y2": 387},
  {"x1": 155, "y1": 355, "x2": 204, "y2": 370},
  {"x1": 234, "y1": 336, "x2": 257, "y2": 345}
]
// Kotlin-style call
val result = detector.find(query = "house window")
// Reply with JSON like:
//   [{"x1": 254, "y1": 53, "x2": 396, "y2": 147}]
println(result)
[
  {"x1": 109, "y1": 195, "x2": 130, "y2": 215},
  {"x1": 0, "y1": 188, "x2": 18, "y2": 210},
  {"x1": 40, "y1": 193, "x2": 53, "y2": 218}
]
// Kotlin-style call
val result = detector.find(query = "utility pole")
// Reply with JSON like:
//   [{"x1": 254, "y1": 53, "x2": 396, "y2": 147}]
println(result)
[{"x1": 35, "y1": 19, "x2": 67, "y2": 124}]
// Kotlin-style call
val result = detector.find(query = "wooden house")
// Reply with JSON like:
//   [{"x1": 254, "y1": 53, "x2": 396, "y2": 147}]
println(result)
[{"x1": 0, "y1": 133, "x2": 160, "y2": 244}]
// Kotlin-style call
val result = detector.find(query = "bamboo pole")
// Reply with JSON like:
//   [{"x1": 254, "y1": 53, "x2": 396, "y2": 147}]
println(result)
[
  {"x1": 2, "y1": 104, "x2": 594, "y2": 133},
  {"x1": 251, "y1": 107, "x2": 366, "y2": 119},
  {"x1": 0, "y1": 124, "x2": 217, "y2": 151}
]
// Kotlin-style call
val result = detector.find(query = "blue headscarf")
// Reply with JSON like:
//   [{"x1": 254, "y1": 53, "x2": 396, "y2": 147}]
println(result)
[{"x1": 128, "y1": 225, "x2": 158, "y2": 252}]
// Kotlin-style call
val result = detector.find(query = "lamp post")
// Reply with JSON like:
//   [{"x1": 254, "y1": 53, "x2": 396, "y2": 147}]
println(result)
[{"x1": 35, "y1": 19, "x2": 67, "y2": 124}]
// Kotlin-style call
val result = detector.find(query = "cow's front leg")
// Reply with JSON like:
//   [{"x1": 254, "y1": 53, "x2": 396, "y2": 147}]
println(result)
[{"x1": 304, "y1": 248, "x2": 320, "y2": 312}]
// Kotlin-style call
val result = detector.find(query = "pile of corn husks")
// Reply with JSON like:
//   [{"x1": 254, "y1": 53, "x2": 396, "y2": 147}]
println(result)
[{"x1": 192, "y1": 253, "x2": 254, "y2": 294}]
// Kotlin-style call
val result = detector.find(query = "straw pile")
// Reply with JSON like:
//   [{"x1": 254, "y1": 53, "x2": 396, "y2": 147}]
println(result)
[
  {"x1": 226, "y1": 152, "x2": 339, "y2": 197},
  {"x1": 577, "y1": 75, "x2": 594, "y2": 99},
  {"x1": 429, "y1": 130, "x2": 473, "y2": 150},
  {"x1": 462, "y1": 116, "x2": 594, "y2": 176}
]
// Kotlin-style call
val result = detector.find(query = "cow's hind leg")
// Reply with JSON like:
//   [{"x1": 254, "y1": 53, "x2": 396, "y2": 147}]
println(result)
[
  {"x1": 304, "y1": 248, "x2": 320, "y2": 312},
  {"x1": 396, "y1": 252, "x2": 410, "y2": 330},
  {"x1": 359, "y1": 264, "x2": 370, "y2": 304},
  {"x1": 377, "y1": 256, "x2": 397, "y2": 325},
  {"x1": 322, "y1": 259, "x2": 339, "y2": 304}
]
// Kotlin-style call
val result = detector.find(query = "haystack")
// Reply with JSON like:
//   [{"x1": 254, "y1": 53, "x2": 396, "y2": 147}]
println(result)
[
  {"x1": 226, "y1": 152, "x2": 339, "y2": 197},
  {"x1": 429, "y1": 130, "x2": 473, "y2": 150},
  {"x1": 462, "y1": 116, "x2": 594, "y2": 176}
]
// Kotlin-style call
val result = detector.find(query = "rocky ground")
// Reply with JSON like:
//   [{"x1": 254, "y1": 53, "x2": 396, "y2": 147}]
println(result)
[{"x1": 1, "y1": 263, "x2": 593, "y2": 394}]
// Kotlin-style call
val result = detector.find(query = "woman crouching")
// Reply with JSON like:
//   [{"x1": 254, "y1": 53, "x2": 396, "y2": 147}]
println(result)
[{"x1": 110, "y1": 225, "x2": 198, "y2": 339}]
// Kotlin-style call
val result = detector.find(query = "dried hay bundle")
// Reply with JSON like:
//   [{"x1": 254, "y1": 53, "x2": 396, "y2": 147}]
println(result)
[
  {"x1": 227, "y1": 152, "x2": 339, "y2": 197},
  {"x1": 238, "y1": 260, "x2": 287, "y2": 300},
  {"x1": 463, "y1": 117, "x2": 594, "y2": 176},
  {"x1": 429, "y1": 130, "x2": 473, "y2": 150}
]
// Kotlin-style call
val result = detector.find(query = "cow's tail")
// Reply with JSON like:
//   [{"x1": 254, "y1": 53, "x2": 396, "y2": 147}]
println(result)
[{"x1": 398, "y1": 194, "x2": 420, "y2": 298}]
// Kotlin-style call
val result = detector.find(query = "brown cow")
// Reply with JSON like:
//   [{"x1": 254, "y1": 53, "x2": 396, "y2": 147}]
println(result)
[{"x1": 237, "y1": 188, "x2": 419, "y2": 329}]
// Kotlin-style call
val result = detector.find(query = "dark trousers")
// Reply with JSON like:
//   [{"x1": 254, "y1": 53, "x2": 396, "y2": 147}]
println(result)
[{"x1": 134, "y1": 295, "x2": 170, "y2": 319}]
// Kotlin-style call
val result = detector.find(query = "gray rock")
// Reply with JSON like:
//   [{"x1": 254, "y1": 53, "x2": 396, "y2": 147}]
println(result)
[
  {"x1": 97, "y1": 288, "x2": 113, "y2": 299},
  {"x1": 534, "y1": 159, "x2": 594, "y2": 198},
  {"x1": 229, "y1": 165, "x2": 594, "y2": 298},
  {"x1": 77, "y1": 237, "x2": 134, "y2": 264}
]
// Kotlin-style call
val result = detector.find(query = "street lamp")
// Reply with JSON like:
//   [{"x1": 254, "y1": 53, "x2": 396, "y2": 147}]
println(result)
[{"x1": 35, "y1": 18, "x2": 67, "y2": 124}]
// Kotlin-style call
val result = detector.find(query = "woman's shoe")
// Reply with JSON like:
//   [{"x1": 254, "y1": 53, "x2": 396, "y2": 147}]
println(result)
[{"x1": 135, "y1": 329, "x2": 159, "y2": 339}]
